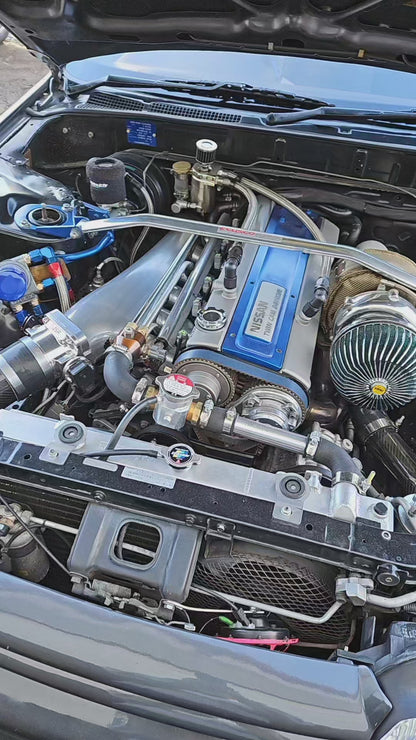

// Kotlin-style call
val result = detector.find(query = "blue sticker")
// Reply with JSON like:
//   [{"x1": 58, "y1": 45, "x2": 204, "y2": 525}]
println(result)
[{"x1": 126, "y1": 120, "x2": 157, "y2": 147}]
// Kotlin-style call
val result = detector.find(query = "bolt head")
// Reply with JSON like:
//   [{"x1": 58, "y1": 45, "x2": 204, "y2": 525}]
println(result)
[
  {"x1": 281, "y1": 505, "x2": 293, "y2": 517},
  {"x1": 376, "y1": 565, "x2": 401, "y2": 587},
  {"x1": 374, "y1": 501, "x2": 388, "y2": 517}
]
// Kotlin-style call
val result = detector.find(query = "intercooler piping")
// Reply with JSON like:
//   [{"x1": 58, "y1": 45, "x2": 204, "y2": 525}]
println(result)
[
  {"x1": 351, "y1": 407, "x2": 416, "y2": 496},
  {"x1": 0, "y1": 232, "x2": 199, "y2": 407}
]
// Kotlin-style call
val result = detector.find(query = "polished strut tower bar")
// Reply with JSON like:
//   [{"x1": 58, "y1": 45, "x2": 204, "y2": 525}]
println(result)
[{"x1": 79, "y1": 212, "x2": 416, "y2": 293}]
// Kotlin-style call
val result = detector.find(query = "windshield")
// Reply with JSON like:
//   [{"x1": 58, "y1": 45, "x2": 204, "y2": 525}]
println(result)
[{"x1": 66, "y1": 49, "x2": 416, "y2": 112}]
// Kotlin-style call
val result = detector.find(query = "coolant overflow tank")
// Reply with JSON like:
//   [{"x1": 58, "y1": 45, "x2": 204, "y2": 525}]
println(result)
[{"x1": 153, "y1": 374, "x2": 199, "y2": 429}]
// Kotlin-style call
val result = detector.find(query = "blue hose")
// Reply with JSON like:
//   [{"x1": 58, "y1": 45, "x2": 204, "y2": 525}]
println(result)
[{"x1": 63, "y1": 231, "x2": 115, "y2": 263}]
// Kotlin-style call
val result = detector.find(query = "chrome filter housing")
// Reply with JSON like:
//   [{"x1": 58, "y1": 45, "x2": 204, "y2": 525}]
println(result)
[{"x1": 330, "y1": 290, "x2": 416, "y2": 409}]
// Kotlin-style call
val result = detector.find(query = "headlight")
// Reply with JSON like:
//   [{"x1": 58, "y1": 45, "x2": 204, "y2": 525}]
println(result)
[{"x1": 381, "y1": 718, "x2": 416, "y2": 739}]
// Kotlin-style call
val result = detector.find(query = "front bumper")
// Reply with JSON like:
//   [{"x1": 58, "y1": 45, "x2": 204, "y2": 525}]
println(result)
[{"x1": 0, "y1": 571, "x2": 391, "y2": 740}]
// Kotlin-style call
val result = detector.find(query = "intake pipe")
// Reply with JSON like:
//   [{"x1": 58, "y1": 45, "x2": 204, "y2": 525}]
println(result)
[
  {"x1": 351, "y1": 407, "x2": 416, "y2": 496},
  {"x1": 0, "y1": 232, "x2": 193, "y2": 407}
]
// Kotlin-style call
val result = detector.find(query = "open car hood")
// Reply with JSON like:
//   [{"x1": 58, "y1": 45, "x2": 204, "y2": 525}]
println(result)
[{"x1": 0, "y1": 0, "x2": 416, "y2": 73}]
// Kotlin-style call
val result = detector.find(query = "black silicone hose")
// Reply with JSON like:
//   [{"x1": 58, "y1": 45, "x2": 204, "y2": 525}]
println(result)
[
  {"x1": 314, "y1": 437, "x2": 360, "y2": 476},
  {"x1": 103, "y1": 351, "x2": 136, "y2": 403},
  {"x1": 351, "y1": 407, "x2": 416, "y2": 496},
  {"x1": 0, "y1": 340, "x2": 53, "y2": 406}
]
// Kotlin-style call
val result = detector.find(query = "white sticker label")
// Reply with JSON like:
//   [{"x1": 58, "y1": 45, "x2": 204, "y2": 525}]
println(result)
[
  {"x1": 121, "y1": 466, "x2": 176, "y2": 489},
  {"x1": 245, "y1": 281, "x2": 285, "y2": 341}
]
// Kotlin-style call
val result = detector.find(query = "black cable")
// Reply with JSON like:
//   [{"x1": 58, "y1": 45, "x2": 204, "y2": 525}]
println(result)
[
  {"x1": 83, "y1": 448, "x2": 160, "y2": 459},
  {"x1": 106, "y1": 398, "x2": 157, "y2": 450},
  {"x1": 0, "y1": 495, "x2": 71, "y2": 577}
]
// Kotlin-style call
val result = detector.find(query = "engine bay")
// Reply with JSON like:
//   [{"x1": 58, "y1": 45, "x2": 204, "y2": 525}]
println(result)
[{"x1": 1, "y1": 111, "x2": 416, "y2": 657}]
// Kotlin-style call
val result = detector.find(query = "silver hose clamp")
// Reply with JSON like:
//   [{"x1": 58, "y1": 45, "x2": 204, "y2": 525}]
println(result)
[
  {"x1": 132, "y1": 377, "x2": 149, "y2": 404},
  {"x1": 223, "y1": 407, "x2": 237, "y2": 435},
  {"x1": 333, "y1": 471, "x2": 362, "y2": 488},
  {"x1": 305, "y1": 430, "x2": 321, "y2": 458}
]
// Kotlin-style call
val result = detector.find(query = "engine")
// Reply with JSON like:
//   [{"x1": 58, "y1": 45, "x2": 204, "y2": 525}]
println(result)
[
  {"x1": 174, "y1": 204, "x2": 329, "y2": 431},
  {"x1": 1, "y1": 133, "x2": 416, "y2": 655}
]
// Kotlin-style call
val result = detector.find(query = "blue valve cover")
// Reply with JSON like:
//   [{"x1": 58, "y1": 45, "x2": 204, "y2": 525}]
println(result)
[
  {"x1": 0, "y1": 264, "x2": 29, "y2": 302},
  {"x1": 222, "y1": 207, "x2": 313, "y2": 373}
]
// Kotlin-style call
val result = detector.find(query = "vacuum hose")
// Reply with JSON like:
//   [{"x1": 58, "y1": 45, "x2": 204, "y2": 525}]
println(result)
[{"x1": 351, "y1": 407, "x2": 416, "y2": 496}]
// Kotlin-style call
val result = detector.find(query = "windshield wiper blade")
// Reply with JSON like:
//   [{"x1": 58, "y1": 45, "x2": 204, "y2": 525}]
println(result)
[
  {"x1": 179, "y1": 81, "x2": 331, "y2": 108},
  {"x1": 65, "y1": 74, "x2": 416, "y2": 124},
  {"x1": 66, "y1": 75, "x2": 330, "y2": 109},
  {"x1": 265, "y1": 107, "x2": 416, "y2": 125}
]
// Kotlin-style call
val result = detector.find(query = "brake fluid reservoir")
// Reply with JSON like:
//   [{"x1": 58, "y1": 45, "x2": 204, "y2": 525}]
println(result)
[{"x1": 153, "y1": 374, "x2": 199, "y2": 429}]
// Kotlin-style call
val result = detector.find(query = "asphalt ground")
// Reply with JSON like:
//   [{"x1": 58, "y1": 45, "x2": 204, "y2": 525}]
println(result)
[{"x1": 0, "y1": 35, "x2": 46, "y2": 115}]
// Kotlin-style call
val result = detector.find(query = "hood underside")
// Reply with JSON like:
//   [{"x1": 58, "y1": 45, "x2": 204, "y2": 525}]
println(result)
[{"x1": 0, "y1": 0, "x2": 416, "y2": 73}]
